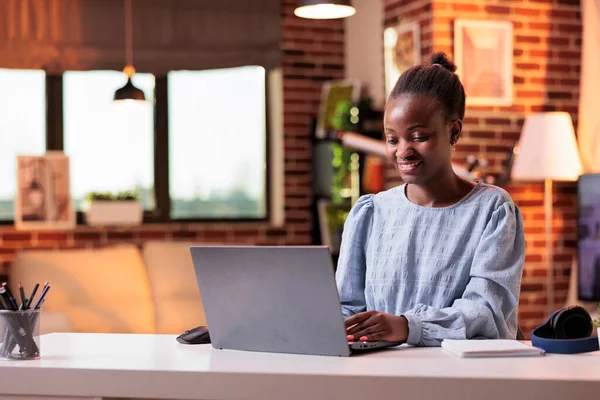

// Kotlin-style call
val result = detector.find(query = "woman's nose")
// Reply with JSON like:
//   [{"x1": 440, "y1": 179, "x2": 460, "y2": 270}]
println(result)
[{"x1": 396, "y1": 143, "x2": 414, "y2": 160}]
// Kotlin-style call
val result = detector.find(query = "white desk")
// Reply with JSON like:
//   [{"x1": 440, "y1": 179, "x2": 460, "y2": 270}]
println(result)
[{"x1": 0, "y1": 333, "x2": 599, "y2": 400}]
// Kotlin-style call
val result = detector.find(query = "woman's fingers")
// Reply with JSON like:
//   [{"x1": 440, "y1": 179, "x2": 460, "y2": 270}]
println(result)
[
  {"x1": 344, "y1": 311, "x2": 372, "y2": 329},
  {"x1": 346, "y1": 316, "x2": 377, "y2": 336},
  {"x1": 357, "y1": 330, "x2": 387, "y2": 342},
  {"x1": 347, "y1": 321, "x2": 385, "y2": 341},
  {"x1": 346, "y1": 313, "x2": 409, "y2": 343}
]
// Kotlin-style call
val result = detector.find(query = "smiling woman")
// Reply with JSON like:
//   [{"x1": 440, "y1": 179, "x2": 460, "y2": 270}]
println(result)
[{"x1": 336, "y1": 52, "x2": 526, "y2": 347}]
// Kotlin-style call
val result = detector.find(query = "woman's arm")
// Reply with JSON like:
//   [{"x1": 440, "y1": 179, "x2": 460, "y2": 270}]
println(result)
[
  {"x1": 335, "y1": 195, "x2": 374, "y2": 319},
  {"x1": 403, "y1": 202, "x2": 525, "y2": 346}
]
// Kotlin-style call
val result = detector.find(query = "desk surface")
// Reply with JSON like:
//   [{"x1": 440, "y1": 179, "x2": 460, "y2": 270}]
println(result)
[{"x1": 1, "y1": 333, "x2": 599, "y2": 400}]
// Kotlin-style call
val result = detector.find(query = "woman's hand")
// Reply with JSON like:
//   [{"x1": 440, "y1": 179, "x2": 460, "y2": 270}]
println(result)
[{"x1": 345, "y1": 310, "x2": 409, "y2": 343}]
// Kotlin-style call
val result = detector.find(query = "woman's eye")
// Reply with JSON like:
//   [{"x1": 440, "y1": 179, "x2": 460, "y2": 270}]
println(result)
[
  {"x1": 413, "y1": 136, "x2": 429, "y2": 142},
  {"x1": 386, "y1": 137, "x2": 398, "y2": 145}
]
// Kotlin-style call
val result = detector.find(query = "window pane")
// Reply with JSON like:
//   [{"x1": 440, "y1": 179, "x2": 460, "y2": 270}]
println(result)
[
  {"x1": 63, "y1": 71, "x2": 155, "y2": 211},
  {"x1": 168, "y1": 66, "x2": 267, "y2": 219},
  {"x1": 0, "y1": 69, "x2": 46, "y2": 220}
]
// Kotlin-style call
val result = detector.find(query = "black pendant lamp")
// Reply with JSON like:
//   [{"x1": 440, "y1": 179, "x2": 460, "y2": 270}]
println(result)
[
  {"x1": 294, "y1": 0, "x2": 356, "y2": 19},
  {"x1": 114, "y1": 0, "x2": 146, "y2": 102}
]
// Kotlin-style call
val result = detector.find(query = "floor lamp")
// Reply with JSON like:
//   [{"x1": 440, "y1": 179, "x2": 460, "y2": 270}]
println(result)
[{"x1": 512, "y1": 112, "x2": 583, "y2": 315}]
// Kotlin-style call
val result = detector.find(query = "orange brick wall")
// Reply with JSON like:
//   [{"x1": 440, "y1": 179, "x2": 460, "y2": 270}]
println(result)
[
  {"x1": 0, "y1": 0, "x2": 583, "y2": 337},
  {"x1": 384, "y1": 0, "x2": 434, "y2": 189},
  {"x1": 0, "y1": 0, "x2": 344, "y2": 280},
  {"x1": 384, "y1": 0, "x2": 582, "y2": 335}
]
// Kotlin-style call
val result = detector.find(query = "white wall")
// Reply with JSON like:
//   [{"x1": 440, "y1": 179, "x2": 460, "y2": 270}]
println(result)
[
  {"x1": 344, "y1": 0, "x2": 385, "y2": 110},
  {"x1": 578, "y1": 0, "x2": 600, "y2": 173}
]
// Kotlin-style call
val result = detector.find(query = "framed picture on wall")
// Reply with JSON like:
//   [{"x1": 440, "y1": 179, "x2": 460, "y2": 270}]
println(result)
[
  {"x1": 384, "y1": 21, "x2": 421, "y2": 98},
  {"x1": 454, "y1": 19, "x2": 513, "y2": 106},
  {"x1": 315, "y1": 79, "x2": 361, "y2": 139},
  {"x1": 15, "y1": 151, "x2": 75, "y2": 231}
]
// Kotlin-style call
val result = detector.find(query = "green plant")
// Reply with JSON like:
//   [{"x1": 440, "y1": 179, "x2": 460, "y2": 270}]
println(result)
[
  {"x1": 329, "y1": 142, "x2": 353, "y2": 205},
  {"x1": 114, "y1": 190, "x2": 139, "y2": 201},
  {"x1": 329, "y1": 100, "x2": 358, "y2": 132},
  {"x1": 86, "y1": 190, "x2": 139, "y2": 202}
]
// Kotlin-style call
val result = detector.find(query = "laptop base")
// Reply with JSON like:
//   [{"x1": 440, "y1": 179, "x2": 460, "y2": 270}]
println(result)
[{"x1": 349, "y1": 340, "x2": 402, "y2": 353}]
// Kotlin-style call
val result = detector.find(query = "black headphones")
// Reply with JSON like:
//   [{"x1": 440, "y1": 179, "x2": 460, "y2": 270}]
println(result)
[{"x1": 530, "y1": 305, "x2": 599, "y2": 354}]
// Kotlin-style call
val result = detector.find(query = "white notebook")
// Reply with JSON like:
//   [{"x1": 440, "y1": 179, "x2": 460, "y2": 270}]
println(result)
[{"x1": 441, "y1": 339, "x2": 545, "y2": 358}]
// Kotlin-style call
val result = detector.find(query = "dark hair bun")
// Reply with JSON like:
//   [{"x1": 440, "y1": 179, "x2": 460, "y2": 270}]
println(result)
[{"x1": 430, "y1": 52, "x2": 457, "y2": 73}]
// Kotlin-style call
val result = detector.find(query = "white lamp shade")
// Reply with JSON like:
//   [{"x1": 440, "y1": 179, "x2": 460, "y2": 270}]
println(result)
[
  {"x1": 512, "y1": 112, "x2": 583, "y2": 181},
  {"x1": 294, "y1": 1, "x2": 356, "y2": 19}
]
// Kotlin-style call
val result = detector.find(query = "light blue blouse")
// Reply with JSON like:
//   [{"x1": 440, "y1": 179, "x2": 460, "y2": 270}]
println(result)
[{"x1": 335, "y1": 181, "x2": 525, "y2": 346}]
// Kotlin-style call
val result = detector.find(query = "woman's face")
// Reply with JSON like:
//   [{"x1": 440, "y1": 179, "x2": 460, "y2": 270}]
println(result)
[{"x1": 384, "y1": 94, "x2": 461, "y2": 186}]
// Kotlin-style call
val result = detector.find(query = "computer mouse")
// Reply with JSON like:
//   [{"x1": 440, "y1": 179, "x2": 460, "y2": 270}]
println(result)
[{"x1": 176, "y1": 325, "x2": 211, "y2": 345}]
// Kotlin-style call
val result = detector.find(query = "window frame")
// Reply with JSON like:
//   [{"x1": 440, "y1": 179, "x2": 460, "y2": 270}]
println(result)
[
  {"x1": 0, "y1": 70, "x2": 271, "y2": 225},
  {"x1": 0, "y1": 69, "x2": 48, "y2": 224}
]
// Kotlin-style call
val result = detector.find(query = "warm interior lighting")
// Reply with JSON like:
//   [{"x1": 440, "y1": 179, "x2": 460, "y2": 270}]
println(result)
[
  {"x1": 114, "y1": 0, "x2": 146, "y2": 102},
  {"x1": 294, "y1": 1, "x2": 356, "y2": 19},
  {"x1": 114, "y1": 65, "x2": 145, "y2": 102},
  {"x1": 512, "y1": 112, "x2": 582, "y2": 181},
  {"x1": 512, "y1": 111, "x2": 583, "y2": 315}
]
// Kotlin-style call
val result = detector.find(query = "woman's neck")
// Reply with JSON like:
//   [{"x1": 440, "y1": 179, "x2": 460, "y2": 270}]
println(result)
[{"x1": 406, "y1": 172, "x2": 476, "y2": 208}]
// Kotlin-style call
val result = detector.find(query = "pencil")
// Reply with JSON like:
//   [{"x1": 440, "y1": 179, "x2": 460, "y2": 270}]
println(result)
[
  {"x1": 25, "y1": 283, "x2": 39, "y2": 310},
  {"x1": 0, "y1": 287, "x2": 16, "y2": 311},
  {"x1": 18, "y1": 282, "x2": 26, "y2": 310},
  {"x1": 2, "y1": 283, "x2": 18, "y2": 311},
  {"x1": 33, "y1": 284, "x2": 51, "y2": 310}
]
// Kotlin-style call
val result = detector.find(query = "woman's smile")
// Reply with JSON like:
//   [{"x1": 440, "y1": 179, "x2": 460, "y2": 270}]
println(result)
[{"x1": 397, "y1": 159, "x2": 423, "y2": 174}]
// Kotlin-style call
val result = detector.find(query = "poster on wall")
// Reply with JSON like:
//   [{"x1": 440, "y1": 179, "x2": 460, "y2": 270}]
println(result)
[
  {"x1": 384, "y1": 22, "x2": 421, "y2": 98},
  {"x1": 454, "y1": 19, "x2": 513, "y2": 106},
  {"x1": 15, "y1": 151, "x2": 75, "y2": 231}
]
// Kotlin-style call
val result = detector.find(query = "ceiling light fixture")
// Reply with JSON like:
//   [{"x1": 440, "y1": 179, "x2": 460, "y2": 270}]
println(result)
[
  {"x1": 114, "y1": 0, "x2": 146, "y2": 102},
  {"x1": 294, "y1": 0, "x2": 356, "y2": 20}
]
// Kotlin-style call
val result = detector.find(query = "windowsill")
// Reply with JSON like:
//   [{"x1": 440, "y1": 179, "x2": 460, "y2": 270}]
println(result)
[{"x1": 0, "y1": 220, "x2": 283, "y2": 233}]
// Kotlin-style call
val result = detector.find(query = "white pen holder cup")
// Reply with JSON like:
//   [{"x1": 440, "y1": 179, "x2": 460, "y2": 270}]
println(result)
[{"x1": 0, "y1": 309, "x2": 41, "y2": 360}]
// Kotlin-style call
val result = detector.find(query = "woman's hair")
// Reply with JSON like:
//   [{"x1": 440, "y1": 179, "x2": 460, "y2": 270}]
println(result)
[{"x1": 389, "y1": 52, "x2": 466, "y2": 122}]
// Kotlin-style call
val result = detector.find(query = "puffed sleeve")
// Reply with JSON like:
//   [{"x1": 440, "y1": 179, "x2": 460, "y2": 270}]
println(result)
[
  {"x1": 403, "y1": 202, "x2": 525, "y2": 346},
  {"x1": 335, "y1": 195, "x2": 374, "y2": 319}
]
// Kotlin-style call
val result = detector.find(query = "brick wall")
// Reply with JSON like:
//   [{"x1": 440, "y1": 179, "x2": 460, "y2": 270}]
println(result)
[
  {"x1": 0, "y1": 0, "x2": 583, "y2": 337},
  {"x1": 383, "y1": 0, "x2": 434, "y2": 188},
  {"x1": 384, "y1": 0, "x2": 582, "y2": 335},
  {"x1": 0, "y1": 0, "x2": 345, "y2": 280}
]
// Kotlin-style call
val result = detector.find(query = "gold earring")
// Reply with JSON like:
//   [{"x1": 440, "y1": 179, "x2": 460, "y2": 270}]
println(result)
[{"x1": 452, "y1": 145, "x2": 456, "y2": 152}]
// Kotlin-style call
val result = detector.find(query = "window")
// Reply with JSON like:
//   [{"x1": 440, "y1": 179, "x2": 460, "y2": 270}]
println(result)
[
  {"x1": 0, "y1": 66, "x2": 272, "y2": 223},
  {"x1": 168, "y1": 66, "x2": 267, "y2": 219},
  {"x1": 63, "y1": 71, "x2": 155, "y2": 211},
  {"x1": 0, "y1": 69, "x2": 46, "y2": 220}
]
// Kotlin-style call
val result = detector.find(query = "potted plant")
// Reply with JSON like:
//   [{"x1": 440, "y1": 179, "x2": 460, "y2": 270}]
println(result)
[{"x1": 83, "y1": 190, "x2": 143, "y2": 227}]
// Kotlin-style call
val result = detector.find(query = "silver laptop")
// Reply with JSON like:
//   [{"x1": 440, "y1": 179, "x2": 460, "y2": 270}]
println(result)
[{"x1": 189, "y1": 245, "x2": 401, "y2": 357}]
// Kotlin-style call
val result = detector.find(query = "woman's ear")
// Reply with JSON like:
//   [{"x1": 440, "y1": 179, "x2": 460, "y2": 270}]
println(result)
[{"x1": 449, "y1": 119, "x2": 463, "y2": 145}]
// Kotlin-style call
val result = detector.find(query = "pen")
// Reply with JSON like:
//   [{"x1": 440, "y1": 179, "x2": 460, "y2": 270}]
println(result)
[
  {"x1": 0, "y1": 291, "x2": 8, "y2": 310},
  {"x1": 0, "y1": 285, "x2": 17, "y2": 311},
  {"x1": 33, "y1": 284, "x2": 51, "y2": 310},
  {"x1": 25, "y1": 283, "x2": 39, "y2": 310},
  {"x1": 18, "y1": 282, "x2": 26, "y2": 310},
  {"x1": 0, "y1": 287, "x2": 16, "y2": 311}
]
